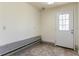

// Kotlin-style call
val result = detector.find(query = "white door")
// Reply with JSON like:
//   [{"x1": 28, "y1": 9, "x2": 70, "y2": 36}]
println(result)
[{"x1": 56, "y1": 10, "x2": 74, "y2": 49}]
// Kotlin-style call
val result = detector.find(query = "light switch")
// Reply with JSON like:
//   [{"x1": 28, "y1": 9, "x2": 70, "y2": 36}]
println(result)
[{"x1": 3, "y1": 26, "x2": 6, "y2": 30}]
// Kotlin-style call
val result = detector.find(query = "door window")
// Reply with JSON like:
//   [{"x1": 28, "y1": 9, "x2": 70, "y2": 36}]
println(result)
[{"x1": 59, "y1": 14, "x2": 69, "y2": 31}]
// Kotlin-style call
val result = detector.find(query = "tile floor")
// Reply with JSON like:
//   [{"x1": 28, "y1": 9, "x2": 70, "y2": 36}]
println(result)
[{"x1": 11, "y1": 43, "x2": 78, "y2": 56}]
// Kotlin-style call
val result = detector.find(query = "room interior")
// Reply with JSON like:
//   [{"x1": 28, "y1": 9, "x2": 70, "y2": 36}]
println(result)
[{"x1": 0, "y1": 2, "x2": 79, "y2": 56}]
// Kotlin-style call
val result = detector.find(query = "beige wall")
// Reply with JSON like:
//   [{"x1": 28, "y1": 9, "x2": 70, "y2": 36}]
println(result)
[
  {"x1": 0, "y1": 3, "x2": 40, "y2": 46},
  {"x1": 78, "y1": 3, "x2": 79, "y2": 53},
  {"x1": 41, "y1": 3, "x2": 78, "y2": 49}
]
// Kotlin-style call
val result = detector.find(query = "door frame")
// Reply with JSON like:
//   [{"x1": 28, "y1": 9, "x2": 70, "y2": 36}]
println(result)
[{"x1": 55, "y1": 9, "x2": 75, "y2": 50}]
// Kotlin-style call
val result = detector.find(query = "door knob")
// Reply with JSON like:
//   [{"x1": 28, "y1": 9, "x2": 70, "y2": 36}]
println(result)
[{"x1": 71, "y1": 29, "x2": 74, "y2": 34}]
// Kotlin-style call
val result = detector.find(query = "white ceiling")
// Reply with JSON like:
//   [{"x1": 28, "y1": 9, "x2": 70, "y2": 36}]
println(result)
[{"x1": 29, "y1": 2, "x2": 71, "y2": 10}]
